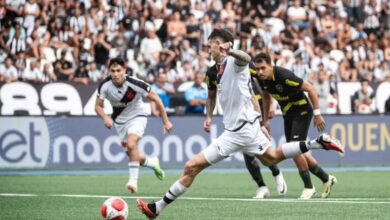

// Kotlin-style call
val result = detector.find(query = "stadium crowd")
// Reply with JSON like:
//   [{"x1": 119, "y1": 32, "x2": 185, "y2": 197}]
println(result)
[{"x1": 0, "y1": 0, "x2": 390, "y2": 114}]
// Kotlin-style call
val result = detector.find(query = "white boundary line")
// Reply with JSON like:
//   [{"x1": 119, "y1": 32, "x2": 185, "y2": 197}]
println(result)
[{"x1": 1, "y1": 193, "x2": 390, "y2": 205}]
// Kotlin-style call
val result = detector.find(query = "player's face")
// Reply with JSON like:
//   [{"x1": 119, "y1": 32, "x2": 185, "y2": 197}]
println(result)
[
  {"x1": 207, "y1": 39, "x2": 222, "y2": 61},
  {"x1": 255, "y1": 61, "x2": 273, "y2": 80},
  {"x1": 110, "y1": 64, "x2": 126, "y2": 86}
]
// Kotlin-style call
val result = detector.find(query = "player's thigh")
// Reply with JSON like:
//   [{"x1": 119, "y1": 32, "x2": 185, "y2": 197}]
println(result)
[
  {"x1": 185, "y1": 152, "x2": 211, "y2": 173},
  {"x1": 202, "y1": 131, "x2": 244, "y2": 165},
  {"x1": 126, "y1": 117, "x2": 148, "y2": 139}
]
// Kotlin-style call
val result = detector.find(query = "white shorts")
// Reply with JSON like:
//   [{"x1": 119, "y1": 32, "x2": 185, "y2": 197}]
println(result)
[
  {"x1": 114, "y1": 116, "x2": 147, "y2": 143},
  {"x1": 202, "y1": 120, "x2": 271, "y2": 165}
]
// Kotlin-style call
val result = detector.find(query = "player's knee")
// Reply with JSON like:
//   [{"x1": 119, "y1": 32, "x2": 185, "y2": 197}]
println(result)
[
  {"x1": 183, "y1": 160, "x2": 200, "y2": 177},
  {"x1": 127, "y1": 143, "x2": 137, "y2": 150}
]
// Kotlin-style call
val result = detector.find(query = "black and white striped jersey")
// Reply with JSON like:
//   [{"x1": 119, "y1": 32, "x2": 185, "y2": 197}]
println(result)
[{"x1": 97, "y1": 76, "x2": 151, "y2": 123}]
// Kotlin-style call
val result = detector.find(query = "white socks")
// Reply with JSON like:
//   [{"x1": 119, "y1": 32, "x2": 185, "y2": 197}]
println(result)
[
  {"x1": 128, "y1": 161, "x2": 140, "y2": 182},
  {"x1": 281, "y1": 141, "x2": 303, "y2": 158},
  {"x1": 281, "y1": 140, "x2": 324, "y2": 158},
  {"x1": 142, "y1": 157, "x2": 157, "y2": 169},
  {"x1": 306, "y1": 140, "x2": 323, "y2": 149},
  {"x1": 156, "y1": 180, "x2": 187, "y2": 214}
]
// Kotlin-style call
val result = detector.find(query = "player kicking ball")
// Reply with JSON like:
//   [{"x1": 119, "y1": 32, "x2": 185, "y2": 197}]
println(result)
[
  {"x1": 137, "y1": 29, "x2": 343, "y2": 218},
  {"x1": 95, "y1": 58, "x2": 173, "y2": 193}
]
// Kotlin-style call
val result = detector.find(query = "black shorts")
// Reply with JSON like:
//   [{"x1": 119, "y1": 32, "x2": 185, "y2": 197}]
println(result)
[{"x1": 284, "y1": 113, "x2": 313, "y2": 142}]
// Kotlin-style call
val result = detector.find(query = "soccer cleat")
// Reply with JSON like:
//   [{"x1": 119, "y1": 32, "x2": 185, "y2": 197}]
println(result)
[
  {"x1": 253, "y1": 186, "x2": 270, "y2": 199},
  {"x1": 137, "y1": 199, "x2": 158, "y2": 219},
  {"x1": 274, "y1": 172, "x2": 287, "y2": 195},
  {"x1": 322, "y1": 175, "x2": 337, "y2": 198},
  {"x1": 151, "y1": 157, "x2": 165, "y2": 180},
  {"x1": 126, "y1": 179, "x2": 138, "y2": 193},
  {"x1": 316, "y1": 133, "x2": 344, "y2": 153},
  {"x1": 299, "y1": 187, "x2": 316, "y2": 200}
]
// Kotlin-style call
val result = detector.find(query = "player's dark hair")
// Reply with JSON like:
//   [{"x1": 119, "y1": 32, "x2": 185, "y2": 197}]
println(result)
[
  {"x1": 253, "y1": 53, "x2": 272, "y2": 65},
  {"x1": 108, "y1": 57, "x2": 125, "y2": 67},
  {"x1": 208, "y1": 28, "x2": 234, "y2": 45}
]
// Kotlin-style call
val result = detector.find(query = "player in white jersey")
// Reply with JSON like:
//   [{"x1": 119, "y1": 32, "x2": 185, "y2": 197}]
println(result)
[
  {"x1": 95, "y1": 57, "x2": 173, "y2": 193},
  {"x1": 137, "y1": 29, "x2": 344, "y2": 219}
]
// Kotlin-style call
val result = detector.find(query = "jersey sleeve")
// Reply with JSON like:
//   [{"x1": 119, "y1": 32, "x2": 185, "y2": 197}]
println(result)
[
  {"x1": 126, "y1": 76, "x2": 151, "y2": 97},
  {"x1": 205, "y1": 65, "x2": 218, "y2": 90},
  {"x1": 97, "y1": 76, "x2": 111, "y2": 99}
]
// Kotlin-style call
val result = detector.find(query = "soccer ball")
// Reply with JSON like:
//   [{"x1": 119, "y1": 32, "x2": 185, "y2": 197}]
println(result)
[{"x1": 101, "y1": 197, "x2": 129, "y2": 220}]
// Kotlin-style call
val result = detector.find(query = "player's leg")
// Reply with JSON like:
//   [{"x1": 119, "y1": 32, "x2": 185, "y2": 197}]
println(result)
[
  {"x1": 124, "y1": 133, "x2": 141, "y2": 193},
  {"x1": 288, "y1": 115, "x2": 316, "y2": 199},
  {"x1": 257, "y1": 134, "x2": 344, "y2": 170},
  {"x1": 138, "y1": 132, "x2": 237, "y2": 218},
  {"x1": 306, "y1": 154, "x2": 337, "y2": 198},
  {"x1": 294, "y1": 113, "x2": 337, "y2": 198},
  {"x1": 129, "y1": 117, "x2": 165, "y2": 181},
  {"x1": 243, "y1": 153, "x2": 270, "y2": 199}
]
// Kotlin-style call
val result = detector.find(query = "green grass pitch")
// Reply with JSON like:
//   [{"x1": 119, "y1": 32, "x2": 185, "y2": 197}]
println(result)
[{"x1": 0, "y1": 170, "x2": 389, "y2": 219}]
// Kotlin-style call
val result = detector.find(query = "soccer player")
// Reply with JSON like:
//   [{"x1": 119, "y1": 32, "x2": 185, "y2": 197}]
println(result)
[
  {"x1": 137, "y1": 29, "x2": 343, "y2": 218},
  {"x1": 205, "y1": 61, "x2": 287, "y2": 199},
  {"x1": 252, "y1": 52, "x2": 337, "y2": 199},
  {"x1": 95, "y1": 57, "x2": 173, "y2": 193}
]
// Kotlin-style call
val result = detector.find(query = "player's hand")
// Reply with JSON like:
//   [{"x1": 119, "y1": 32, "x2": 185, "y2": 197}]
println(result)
[
  {"x1": 314, "y1": 115, "x2": 326, "y2": 132},
  {"x1": 163, "y1": 120, "x2": 173, "y2": 133},
  {"x1": 219, "y1": 42, "x2": 232, "y2": 55},
  {"x1": 203, "y1": 117, "x2": 212, "y2": 133},
  {"x1": 263, "y1": 121, "x2": 271, "y2": 134},
  {"x1": 103, "y1": 116, "x2": 113, "y2": 129},
  {"x1": 261, "y1": 126, "x2": 271, "y2": 140},
  {"x1": 268, "y1": 109, "x2": 275, "y2": 119}
]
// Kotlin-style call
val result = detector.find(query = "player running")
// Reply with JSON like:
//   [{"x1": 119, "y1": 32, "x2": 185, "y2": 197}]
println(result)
[
  {"x1": 95, "y1": 57, "x2": 173, "y2": 193},
  {"x1": 205, "y1": 61, "x2": 287, "y2": 199},
  {"x1": 137, "y1": 29, "x2": 343, "y2": 218},
  {"x1": 252, "y1": 52, "x2": 337, "y2": 199}
]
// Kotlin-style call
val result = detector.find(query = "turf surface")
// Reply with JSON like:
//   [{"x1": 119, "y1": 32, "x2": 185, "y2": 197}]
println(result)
[{"x1": 1, "y1": 170, "x2": 389, "y2": 219}]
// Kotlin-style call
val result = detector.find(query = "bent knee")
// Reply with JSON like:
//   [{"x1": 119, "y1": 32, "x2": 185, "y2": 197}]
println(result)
[{"x1": 184, "y1": 161, "x2": 201, "y2": 177}]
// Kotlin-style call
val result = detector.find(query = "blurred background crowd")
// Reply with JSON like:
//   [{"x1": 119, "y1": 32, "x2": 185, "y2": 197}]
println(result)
[{"x1": 0, "y1": 0, "x2": 390, "y2": 114}]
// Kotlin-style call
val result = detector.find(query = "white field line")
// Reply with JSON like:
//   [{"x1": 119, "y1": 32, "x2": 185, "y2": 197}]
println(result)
[{"x1": 1, "y1": 193, "x2": 390, "y2": 205}]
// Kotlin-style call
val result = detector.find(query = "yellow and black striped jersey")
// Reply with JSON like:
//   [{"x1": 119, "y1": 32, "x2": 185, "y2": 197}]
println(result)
[{"x1": 252, "y1": 66, "x2": 312, "y2": 116}]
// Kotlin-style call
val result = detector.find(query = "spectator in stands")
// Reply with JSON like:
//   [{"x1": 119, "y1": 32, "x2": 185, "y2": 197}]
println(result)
[
  {"x1": 139, "y1": 23, "x2": 163, "y2": 66},
  {"x1": 167, "y1": 11, "x2": 187, "y2": 39},
  {"x1": 93, "y1": 31, "x2": 111, "y2": 71},
  {"x1": 73, "y1": 61, "x2": 90, "y2": 85},
  {"x1": 22, "y1": 60, "x2": 41, "y2": 82},
  {"x1": 352, "y1": 78, "x2": 376, "y2": 113},
  {"x1": 54, "y1": 50, "x2": 73, "y2": 81},
  {"x1": 313, "y1": 70, "x2": 332, "y2": 114},
  {"x1": 0, "y1": 56, "x2": 18, "y2": 83},
  {"x1": 287, "y1": 0, "x2": 309, "y2": 31},
  {"x1": 184, "y1": 73, "x2": 207, "y2": 114},
  {"x1": 88, "y1": 62, "x2": 103, "y2": 83},
  {"x1": 41, "y1": 63, "x2": 57, "y2": 83},
  {"x1": 185, "y1": 13, "x2": 201, "y2": 52},
  {"x1": 151, "y1": 72, "x2": 175, "y2": 116}
]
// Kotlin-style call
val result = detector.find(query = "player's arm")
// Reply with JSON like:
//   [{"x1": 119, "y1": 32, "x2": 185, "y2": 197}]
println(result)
[
  {"x1": 95, "y1": 97, "x2": 113, "y2": 129},
  {"x1": 204, "y1": 89, "x2": 216, "y2": 132},
  {"x1": 261, "y1": 90, "x2": 272, "y2": 133},
  {"x1": 147, "y1": 90, "x2": 173, "y2": 133},
  {"x1": 220, "y1": 42, "x2": 251, "y2": 66},
  {"x1": 300, "y1": 81, "x2": 326, "y2": 132}
]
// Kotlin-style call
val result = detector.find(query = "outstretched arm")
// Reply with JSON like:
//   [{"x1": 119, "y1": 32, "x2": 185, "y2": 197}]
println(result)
[
  {"x1": 301, "y1": 81, "x2": 326, "y2": 132},
  {"x1": 148, "y1": 90, "x2": 173, "y2": 133}
]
